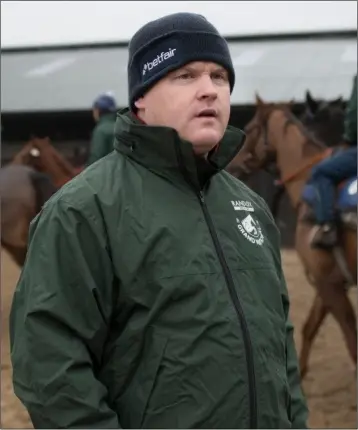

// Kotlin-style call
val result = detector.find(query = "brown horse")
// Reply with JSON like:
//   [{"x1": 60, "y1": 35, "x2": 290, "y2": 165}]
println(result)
[
  {"x1": 233, "y1": 95, "x2": 357, "y2": 378},
  {"x1": 1, "y1": 164, "x2": 56, "y2": 266},
  {"x1": 228, "y1": 92, "x2": 346, "y2": 220},
  {"x1": 2, "y1": 137, "x2": 82, "y2": 267},
  {"x1": 12, "y1": 137, "x2": 82, "y2": 188},
  {"x1": 268, "y1": 92, "x2": 347, "y2": 221}
]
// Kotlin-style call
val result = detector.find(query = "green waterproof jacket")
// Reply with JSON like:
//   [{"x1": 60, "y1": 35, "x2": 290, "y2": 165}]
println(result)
[
  {"x1": 86, "y1": 112, "x2": 117, "y2": 166},
  {"x1": 10, "y1": 109, "x2": 308, "y2": 429},
  {"x1": 343, "y1": 74, "x2": 357, "y2": 145}
]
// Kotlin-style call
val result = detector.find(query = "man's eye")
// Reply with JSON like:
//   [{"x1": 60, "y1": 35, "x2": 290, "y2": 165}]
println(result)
[
  {"x1": 212, "y1": 73, "x2": 227, "y2": 81},
  {"x1": 176, "y1": 72, "x2": 194, "y2": 80}
]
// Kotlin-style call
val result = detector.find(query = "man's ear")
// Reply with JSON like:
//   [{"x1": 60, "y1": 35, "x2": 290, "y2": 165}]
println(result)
[{"x1": 134, "y1": 97, "x2": 145, "y2": 110}]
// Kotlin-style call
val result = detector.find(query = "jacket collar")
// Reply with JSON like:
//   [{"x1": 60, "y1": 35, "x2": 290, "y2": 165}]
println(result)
[{"x1": 113, "y1": 107, "x2": 246, "y2": 191}]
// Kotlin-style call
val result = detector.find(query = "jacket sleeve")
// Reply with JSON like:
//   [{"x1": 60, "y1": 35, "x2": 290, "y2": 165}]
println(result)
[
  {"x1": 343, "y1": 75, "x2": 357, "y2": 145},
  {"x1": 9, "y1": 195, "x2": 121, "y2": 428},
  {"x1": 86, "y1": 126, "x2": 110, "y2": 167}
]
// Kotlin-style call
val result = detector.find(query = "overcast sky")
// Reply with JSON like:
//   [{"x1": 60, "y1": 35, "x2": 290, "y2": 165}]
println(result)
[{"x1": 1, "y1": 1, "x2": 357, "y2": 48}]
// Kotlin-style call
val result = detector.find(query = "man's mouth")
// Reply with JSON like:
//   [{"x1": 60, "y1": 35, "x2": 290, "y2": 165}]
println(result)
[{"x1": 196, "y1": 108, "x2": 218, "y2": 118}]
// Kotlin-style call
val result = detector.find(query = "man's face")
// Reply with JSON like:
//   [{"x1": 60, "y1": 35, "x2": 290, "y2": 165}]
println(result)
[
  {"x1": 135, "y1": 61, "x2": 231, "y2": 155},
  {"x1": 92, "y1": 108, "x2": 100, "y2": 122}
]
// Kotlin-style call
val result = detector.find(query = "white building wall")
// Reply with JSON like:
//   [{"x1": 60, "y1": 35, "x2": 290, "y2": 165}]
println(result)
[{"x1": 1, "y1": 1, "x2": 357, "y2": 49}]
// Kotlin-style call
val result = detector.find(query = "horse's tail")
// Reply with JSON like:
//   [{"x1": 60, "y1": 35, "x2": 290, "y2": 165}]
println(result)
[{"x1": 29, "y1": 171, "x2": 57, "y2": 215}]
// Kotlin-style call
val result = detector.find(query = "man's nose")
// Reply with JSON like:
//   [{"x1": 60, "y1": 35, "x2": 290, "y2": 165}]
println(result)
[{"x1": 197, "y1": 75, "x2": 218, "y2": 100}]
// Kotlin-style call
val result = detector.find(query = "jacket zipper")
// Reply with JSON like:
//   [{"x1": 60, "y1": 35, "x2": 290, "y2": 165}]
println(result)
[{"x1": 198, "y1": 190, "x2": 258, "y2": 429}]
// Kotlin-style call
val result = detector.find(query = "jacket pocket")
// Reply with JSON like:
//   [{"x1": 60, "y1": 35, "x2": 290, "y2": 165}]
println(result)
[{"x1": 116, "y1": 330, "x2": 168, "y2": 429}]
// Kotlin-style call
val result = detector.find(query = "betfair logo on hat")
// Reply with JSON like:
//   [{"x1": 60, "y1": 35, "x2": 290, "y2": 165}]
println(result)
[{"x1": 142, "y1": 48, "x2": 177, "y2": 76}]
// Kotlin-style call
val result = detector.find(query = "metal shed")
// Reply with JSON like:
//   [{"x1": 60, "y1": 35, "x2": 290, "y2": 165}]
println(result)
[{"x1": 1, "y1": 32, "x2": 357, "y2": 113}]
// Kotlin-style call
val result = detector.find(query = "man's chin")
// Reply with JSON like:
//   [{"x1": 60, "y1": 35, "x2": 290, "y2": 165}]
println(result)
[{"x1": 190, "y1": 130, "x2": 222, "y2": 154}]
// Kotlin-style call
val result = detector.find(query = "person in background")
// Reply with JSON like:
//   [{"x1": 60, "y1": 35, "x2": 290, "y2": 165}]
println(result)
[
  {"x1": 309, "y1": 74, "x2": 357, "y2": 249},
  {"x1": 86, "y1": 92, "x2": 117, "y2": 166}
]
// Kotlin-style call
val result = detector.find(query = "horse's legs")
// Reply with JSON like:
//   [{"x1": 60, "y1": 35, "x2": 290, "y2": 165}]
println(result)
[
  {"x1": 295, "y1": 213, "x2": 357, "y2": 374},
  {"x1": 299, "y1": 293, "x2": 328, "y2": 378},
  {"x1": 341, "y1": 228, "x2": 357, "y2": 280},
  {"x1": 315, "y1": 278, "x2": 357, "y2": 368}
]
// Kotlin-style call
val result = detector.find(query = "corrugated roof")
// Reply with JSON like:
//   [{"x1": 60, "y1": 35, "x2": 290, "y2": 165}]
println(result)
[{"x1": 1, "y1": 36, "x2": 357, "y2": 113}]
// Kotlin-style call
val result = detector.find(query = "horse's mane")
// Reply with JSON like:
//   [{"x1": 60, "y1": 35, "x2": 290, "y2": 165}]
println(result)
[{"x1": 273, "y1": 106, "x2": 327, "y2": 152}]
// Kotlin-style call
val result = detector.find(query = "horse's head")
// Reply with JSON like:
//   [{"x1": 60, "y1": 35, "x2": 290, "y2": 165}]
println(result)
[
  {"x1": 12, "y1": 136, "x2": 75, "y2": 187},
  {"x1": 229, "y1": 94, "x2": 294, "y2": 179},
  {"x1": 11, "y1": 137, "x2": 49, "y2": 169},
  {"x1": 300, "y1": 90, "x2": 345, "y2": 147},
  {"x1": 14, "y1": 137, "x2": 62, "y2": 168}
]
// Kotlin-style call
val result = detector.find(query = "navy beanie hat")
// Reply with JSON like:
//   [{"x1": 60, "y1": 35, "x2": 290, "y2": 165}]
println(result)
[
  {"x1": 127, "y1": 12, "x2": 235, "y2": 111},
  {"x1": 93, "y1": 93, "x2": 117, "y2": 112}
]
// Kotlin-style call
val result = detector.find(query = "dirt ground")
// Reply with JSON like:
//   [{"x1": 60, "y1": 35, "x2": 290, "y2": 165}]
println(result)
[{"x1": 1, "y1": 248, "x2": 357, "y2": 429}]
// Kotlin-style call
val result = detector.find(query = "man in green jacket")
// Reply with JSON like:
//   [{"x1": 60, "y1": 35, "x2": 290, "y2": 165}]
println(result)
[
  {"x1": 10, "y1": 13, "x2": 308, "y2": 429},
  {"x1": 86, "y1": 92, "x2": 117, "y2": 166}
]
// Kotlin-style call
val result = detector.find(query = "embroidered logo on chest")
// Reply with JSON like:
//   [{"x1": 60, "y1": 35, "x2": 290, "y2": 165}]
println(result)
[{"x1": 231, "y1": 200, "x2": 264, "y2": 246}]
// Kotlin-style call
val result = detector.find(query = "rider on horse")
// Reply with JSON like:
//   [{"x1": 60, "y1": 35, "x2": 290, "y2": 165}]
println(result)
[
  {"x1": 86, "y1": 92, "x2": 117, "y2": 166},
  {"x1": 309, "y1": 74, "x2": 357, "y2": 249}
]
